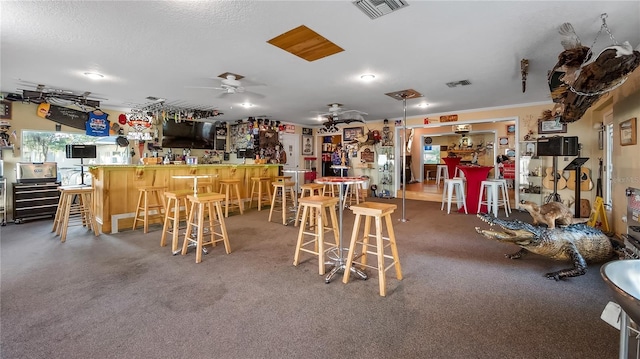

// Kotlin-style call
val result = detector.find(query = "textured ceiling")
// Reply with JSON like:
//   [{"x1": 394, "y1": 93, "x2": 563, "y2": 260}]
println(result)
[{"x1": 1, "y1": 1, "x2": 639, "y2": 126}]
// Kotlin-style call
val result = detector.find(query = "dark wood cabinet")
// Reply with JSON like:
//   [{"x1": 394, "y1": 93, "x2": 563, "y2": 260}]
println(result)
[{"x1": 12, "y1": 182, "x2": 60, "y2": 224}]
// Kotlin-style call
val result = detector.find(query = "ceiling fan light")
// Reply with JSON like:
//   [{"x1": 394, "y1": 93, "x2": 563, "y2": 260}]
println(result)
[
  {"x1": 84, "y1": 72, "x2": 104, "y2": 79},
  {"x1": 241, "y1": 103, "x2": 253, "y2": 108}
]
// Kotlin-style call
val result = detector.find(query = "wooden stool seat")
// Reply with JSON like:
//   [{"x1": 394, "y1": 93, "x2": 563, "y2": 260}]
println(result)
[
  {"x1": 293, "y1": 196, "x2": 340, "y2": 275},
  {"x1": 219, "y1": 179, "x2": 244, "y2": 217},
  {"x1": 132, "y1": 186, "x2": 167, "y2": 233},
  {"x1": 273, "y1": 176, "x2": 292, "y2": 182},
  {"x1": 53, "y1": 186, "x2": 99, "y2": 243},
  {"x1": 193, "y1": 179, "x2": 216, "y2": 194},
  {"x1": 161, "y1": 189, "x2": 193, "y2": 253},
  {"x1": 268, "y1": 181, "x2": 296, "y2": 225},
  {"x1": 182, "y1": 193, "x2": 231, "y2": 263},
  {"x1": 249, "y1": 176, "x2": 273, "y2": 211},
  {"x1": 343, "y1": 202, "x2": 402, "y2": 297}
]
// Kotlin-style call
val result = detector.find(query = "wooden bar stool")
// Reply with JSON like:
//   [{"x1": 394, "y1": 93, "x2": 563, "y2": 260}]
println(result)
[
  {"x1": 293, "y1": 196, "x2": 340, "y2": 275},
  {"x1": 322, "y1": 183, "x2": 338, "y2": 197},
  {"x1": 294, "y1": 183, "x2": 324, "y2": 227},
  {"x1": 268, "y1": 180, "x2": 296, "y2": 225},
  {"x1": 55, "y1": 187, "x2": 99, "y2": 243},
  {"x1": 181, "y1": 193, "x2": 231, "y2": 263},
  {"x1": 218, "y1": 179, "x2": 244, "y2": 217},
  {"x1": 161, "y1": 189, "x2": 192, "y2": 253},
  {"x1": 249, "y1": 176, "x2": 273, "y2": 211},
  {"x1": 343, "y1": 202, "x2": 402, "y2": 297},
  {"x1": 132, "y1": 186, "x2": 167, "y2": 233},
  {"x1": 343, "y1": 182, "x2": 363, "y2": 208},
  {"x1": 193, "y1": 179, "x2": 216, "y2": 194}
]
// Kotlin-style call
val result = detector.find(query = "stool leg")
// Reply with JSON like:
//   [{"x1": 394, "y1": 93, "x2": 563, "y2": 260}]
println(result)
[
  {"x1": 375, "y1": 215, "x2": 386, "y2": 296},
  {"x1": 224, "y1": 185, "x2": 231, "y2": 218},
  {"x1": 447, "y1": 184, "x2": 454, "y2": 214},
  {"x1": 293, "y1": 205, "x2": 310, "y2": 267},
  {"x1": 342, "y1": 213, "x2": 362, "y2": 284},
  {"x1": 249, "y1": 181, "x2": 256, "y2": 209},
  {"x1": 235, "y1": 184, "x2": 244, "y2": 214},
  {"x1": 85, "y1": 193, "x2": 99, "y2": 236},
  {"x1": 52, "y1": 193, "x2": 65, "y2": 233},
  {"x1": 60, "y1": 195, "x2": 72, "y2": 243},
  {"x1": 328, "y1": 205, "x2": 340, "y2": 248},
  {"x1": 477, "y1": 185, "x2": 485, "y2": 214},
  {"x1": 281, "y1": 187, "x2": 287, "y2": 225},
  {"x1": 207, "y1": 202, "x2": 215, "y2": 247},
  {"x1": 214, "y1": 201, "x2": 231, "y2": 254},
  {"x1": 182, "y1": 201, "x2": 196, "y2": 256},
  {"x1": 268, "y1": 185, "x2": 277, "y2": 223},
  {"x1": 195, "y1": 203, "x2": 205, "y2": 263},
  {"x1": 317, "y1": 206, "x2": 326, "y2": 275},
  {"x1": 132, "y1": 191, "x2": 143, "y2": 231},
  {"x1": 161, "y1": 197, "x2": 173, "y2": 248},
  {"x1": 460, "y1": 184, "x2": 468, "y2": 214},
  {"x1": 360, "y1": 215, "x2": 372, "y2": 268},
  {"x1": 384, "y1": 213, "x2": 403, "y2": 280}
]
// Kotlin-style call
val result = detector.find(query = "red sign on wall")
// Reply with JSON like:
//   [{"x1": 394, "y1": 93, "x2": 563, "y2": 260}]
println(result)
[{"x1": 285, "y1": 124, "x2": 295, "y2": 133}]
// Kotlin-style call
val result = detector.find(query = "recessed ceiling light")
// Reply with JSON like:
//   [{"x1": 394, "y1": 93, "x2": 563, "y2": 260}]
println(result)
[
  {"x1": 417, "y1": 103, "x2": 429, "y2": 108},
  {"x1": 360, "y1": 74, "x2": 375, "y2": 81},
  {"x1": 241, "y1": 103, "x2": 254, "y2": 108},
  {"x1": 84, "y1": 72, "x2": 104, "y2": 79}
]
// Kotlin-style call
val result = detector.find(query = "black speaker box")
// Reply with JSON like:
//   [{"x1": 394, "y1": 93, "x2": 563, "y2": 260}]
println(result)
[
  {"x1": 537, "y1": 136, "x2": 578, "y2": 156},
  {"x1": 65, "y1": 144, "x2": 97, "y2": 159}
]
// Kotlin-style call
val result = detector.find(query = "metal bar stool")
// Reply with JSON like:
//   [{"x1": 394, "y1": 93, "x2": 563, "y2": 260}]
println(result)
[
  {"x1": 343, "y1": 202, "x2": 402, "y2": 297},
  {"x1": 161, "y1": 189, "x2": 192, "y2": 253},
  {"x1": 478, "y1": 180, "x2": 510, "y2": 217},
  {"x1": 436, "y1": 164, "x2": 449, "y2": 186},
  {"x1": 181, "y1": 193, "x2": 231, "y2": 263},
  {"x1": 293, "y1": 196, "x2": 340, "y2": 275},
  {"x1": 441, "y1": 178, "x2": 467, "y2": 214}
]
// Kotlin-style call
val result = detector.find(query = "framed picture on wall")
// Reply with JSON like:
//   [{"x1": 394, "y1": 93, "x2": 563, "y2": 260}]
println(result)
[
  {"x1": 620, "y1": 117, "x2": 637, "y2": 146},
  {"x1": 302, "y1": 135, "x2": 314, "y2": 155},
  {"x1": 506, "y1": 124, "x2": 516, "y2": 134},
  {"x1": 343, "y1": 127, "x2": 364, "y2": 141},
  {"x1": 538, "y1": 120, "x2": 567, "y2": 134}
]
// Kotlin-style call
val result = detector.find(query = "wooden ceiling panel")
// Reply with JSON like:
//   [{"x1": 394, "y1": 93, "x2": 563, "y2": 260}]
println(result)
[{"x1": 267, "y1": 25, "x2": 344, "y2": 62}]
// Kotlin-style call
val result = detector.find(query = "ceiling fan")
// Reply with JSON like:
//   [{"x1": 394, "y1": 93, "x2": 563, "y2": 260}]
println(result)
[
  {"x1": 315, "y1": 103, "x2": 367, "y2": 131},
  {"x1": 186, "y1": 72, "x2": 265, "y2": 98},
  {"x1": 16, "y1": 81, "x2": 105, "y2": 108}
]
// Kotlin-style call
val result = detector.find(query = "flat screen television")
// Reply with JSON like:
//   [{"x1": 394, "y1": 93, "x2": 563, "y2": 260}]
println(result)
[{"x1": 162, "y1": 120, "x2": 215, "y2": 149}]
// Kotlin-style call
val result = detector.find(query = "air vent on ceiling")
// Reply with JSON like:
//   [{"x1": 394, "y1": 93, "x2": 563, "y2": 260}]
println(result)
[
  {"x1": 446, "y1": 80, "x2": 472, "y2": 88},
  {"x1": 453, "y1": 124, "x2": 471, "y2": 134},
  {"x1": 353, "y1": 0, "x2": 409, "y2": 20}
]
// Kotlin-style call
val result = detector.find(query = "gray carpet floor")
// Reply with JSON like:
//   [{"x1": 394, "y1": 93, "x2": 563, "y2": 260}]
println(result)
[{"x1": 0, "y1": 198, "x2": 626, "y2": 358}]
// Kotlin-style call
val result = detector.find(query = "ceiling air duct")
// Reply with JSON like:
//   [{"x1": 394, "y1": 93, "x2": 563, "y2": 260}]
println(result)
[
  {"x1": 352, "y1": 0, "x2": 409, "y2": 20},
  {"x1": 453, "y1": 124, "x2": 471, "y2": 134}
]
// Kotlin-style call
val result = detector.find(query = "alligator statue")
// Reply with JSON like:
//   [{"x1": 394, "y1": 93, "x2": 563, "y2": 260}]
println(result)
[{"x1": 475, "y1": 213, "x2": 619, "y2": 280}]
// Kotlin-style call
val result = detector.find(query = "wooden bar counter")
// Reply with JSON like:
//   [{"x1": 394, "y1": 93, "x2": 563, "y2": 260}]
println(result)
[{"x1": 89, "y1": 164, "x2": 281, "y2": 233}]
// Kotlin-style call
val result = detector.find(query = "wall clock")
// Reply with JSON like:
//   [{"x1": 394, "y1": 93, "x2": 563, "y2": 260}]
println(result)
[{"x1": 424, "y1": 137, "x2": 432, "y2": 144}]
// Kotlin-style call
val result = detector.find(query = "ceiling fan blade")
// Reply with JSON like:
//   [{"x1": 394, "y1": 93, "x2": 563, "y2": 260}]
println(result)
[{"x1": 185, "y1": 85, "x2": 222, "y2": 90}]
